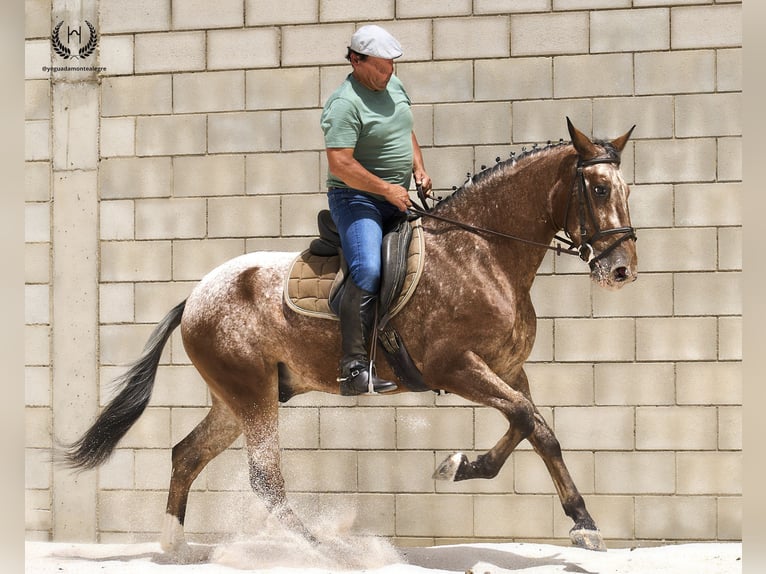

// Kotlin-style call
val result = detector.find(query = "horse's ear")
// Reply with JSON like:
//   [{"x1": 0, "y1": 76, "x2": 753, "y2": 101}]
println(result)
[
  {"x1": 566, "y1": 116, "x2": 599, "y2": 160},
  {"x1": 610, "y1": 124, "x2": 636, "y2": 153}
]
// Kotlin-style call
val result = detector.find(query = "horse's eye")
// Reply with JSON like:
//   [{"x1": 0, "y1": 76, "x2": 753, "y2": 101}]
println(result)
[{"x1": 593, "y1": 185, "x2": 610, "y2": 198}]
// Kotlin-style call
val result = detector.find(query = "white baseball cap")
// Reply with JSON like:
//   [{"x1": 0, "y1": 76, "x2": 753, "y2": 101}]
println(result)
[{"x1": 349, "y1": 25, "x2": 403, "y2": 59}]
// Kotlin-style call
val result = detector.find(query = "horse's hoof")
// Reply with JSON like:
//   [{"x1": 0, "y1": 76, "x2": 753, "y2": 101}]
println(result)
[
  {"x1": 433, "y1": 452, "x2": 468, "y2": 481},
  {"x1": 570, "y1": 527, "x2": 607, "y2": 552}
]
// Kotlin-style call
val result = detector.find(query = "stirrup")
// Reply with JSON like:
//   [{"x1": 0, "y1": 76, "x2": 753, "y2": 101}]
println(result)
[{"x1": 338, "y1": 360, "x2": 397, "y2": 396}]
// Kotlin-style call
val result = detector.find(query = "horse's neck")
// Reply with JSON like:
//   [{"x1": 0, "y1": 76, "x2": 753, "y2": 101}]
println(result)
[{"x1": 433, "y1": 148, "x2": 575, "y2": 284}]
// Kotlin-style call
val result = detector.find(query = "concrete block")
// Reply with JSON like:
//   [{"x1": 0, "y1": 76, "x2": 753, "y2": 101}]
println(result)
[
  {"x1": 635, "y1": 138, "x2": 717, "y2": 184},
  {"x1": 173, "y1": 71, "x2": 245, "y2": 114},
  {"x1": 475, "y1": 495, "x2": 553, "y2": 537},
  {"x1": 98, "y1": 449, "x2": 134, "y2": 490},
  {"x1": 628, "y1": 184, "x2": 673, "y2": 228},
  {"x1": 26, "y1": 408, "x2": 52, "y2": 448},
  {"x1": 208, "y1": 28, "x2": 280, "y2": 70},
  {"x1": 530, "y1": 275, "x2": 589, "y2": 319},
  {"x1": 25, "y1": 243, "x2": 50, "y2": 285},
  {"x1": 208, "y1": 196, "x2": 281, "y2": 238},
  {"x1": 635, "y1": 496, "x2": 717, "y2": 540},
  {"x1": 554, "y1": 406, "x2": 634, "y2": 450},
  {"x1": 282, "y1": 23, "x2": 355, "y2": 66},
  {"x1": 595, "y1": 452, "x2": 675, "y2": 494},
  {"x1": 102, "y1": 75, "x2": 172, "y2": 117},
  {"x1": 136, "y1": 114, "x2": 207, "y2": 156},
  {"x1": 135, "y1": 32, "x2": 206, "y2": 74},
  {"x1": 718, "y1": 317, "x2": 741, "y2": 361},
  {"x1": 26, "y1": 489, "x2": 52, "y2": 533},
  {"x1": 717, "y1": 48, "x2": 742, "y2": 92},
  {"x1": 172, "y1": 0, "x2": 244, "y2": 29},
  {"x1": 590, "y1": 8, "x2": 669, "y2": 53},
  {"x1": 434, "y1": 17, "x2": 510, "y2": 60},
  {"x1": 26, "y1": 285, "x2": 49, "y2": 325},
  {"x1": 278, "y1": 407, "x2": 319, "y2": 449},
  {"x1": 246, "y1": 0, "x2": 318, "y2": 25},
  {"x1": 98, "y1": 491, "x2": 167, "y2": 532},
  {"x1": 636, "y1": 406, "x2": 717, "y2": 450},
  {"x1": 205, "y1": 450, "x2": 249, "y2": 491},
  {"x1": 527, "y1": 318, "x2": 553, "y2": 363},
  {"x1": 475, "y1": 57, "x2": 552, "y2": 102},
  {"x1": 376, "y1": 20, "x2": 433, "y2": 62},
  {"x1": 319, "y1": 407, "x2": 396, "y2": 450},
  {"x1": 100, "y1": 200, "x2": 135, "y2": 241},
  {"x1": 134, "y1": 449, "x2": 173, "y2": 489},
  {"x1": 358, "y1": 451, "x2": 435, "y2": 493},
  {"x1": 396, "y1": 61, "x2": 473, "y2": 104},
  {"x1": 52, "y1": 83, "x2": 99, "y2": 171},
  {"x1": 99, "y1": 324, "x2": 165, "y2": 366},
  {"x1": 637, "y1": 317, "x2": 717, "y2": 362},
  {"x1": 675, "y1": 183, "x2": 742, "y2": 227},
  {"x1": 434, "y1": 102, "x2": 511, "y2": 146},
  {"x1": 718, "y1": 406, "x2": 742, "y2": 451},
  {"x1": 282, "y1": 109, "x2": 326, "y2": 152},
  {"x1": 134, "y1": 283, "x2": 196, "y2": 323},
  {"x1": 25, "y1": 120, "x2": 50, "y2": 161},
  {"x1": 25, "y1": 325, "x2": 50, "y2": 366},
  {"x1": 100, "y1": 241, "x2": 172, "y2": 283},
  {"x1": 524, "y1": 363, "x2": 593, "y2": 407},
  {"x1": 282, "y1": 194, "x2": 330, "y2": 236},
  {"x1": 717, "y1": 137, "x2": 742, "y2": 182},
  {"x1": 26, "y1": 0, "x2": 51, "y2": 39},
  {"x1": 247, "y1": 68, "x2": 319, "y2": 110},
  {"x1": 674, "y1": 272, "x2": 741, "y2": 316},
  {"x1": 718, "y1": 227, "x2": 742, "y2": 272},
  {"x1": 282, "y1": 450, "x2": 358, "y2": 492},
  {"x1": 635, "y1": 50, "x2": 715, "y2": 94},
  {"x1": 554, "y1": 495, "x2": 634, "y2": 540},
  {"x1": 100, "y1": 117, "x2": 135, "y2": 158},
  {"x1": 396, "y1": 494, "x2": 474, "y2": 537},
  {"x1": 593, "y1": 96, "x2": 674, "y2": 141},
  {"x1": 514, "y1": 450, "x2": 594, "y2": 495},
  {"x1": 396, "y1": 408, "x2": 474, "y2": 450},
  {"x1": 636, "y1": 228, "x2": 717, "y2": 273},
  {"x1": 246, "y1": 152, "x2": 320, "y2": 196},
  {"x1": 174, "y1": 155, "x2": 245, "y2": 197},
  {"x1": 24, "y1": 40, "x2": 49, "y2": 81},
  {"x1": 511, "y1": 13, "x2": 589, "y2": 56},
  {"x1": 554, "y1": 319, "x2": 635, "y2": 362},
  {"x1": 476, "y1": 0, "x2": 550, "y2": 14},
  {"x1": 208, "y1": 112, "x2": 281, "y2": 154},
  {"x1": 25, "y1": 161, "x2": 50, "y2": 202},
  {"x1": 99, "y1": 282, "x2": 134, "y2": 324},
  {"x1": 677, "y1": 452, "x2": 741, "y2": 495},
  {"x1": 170, "y1": 407, "x2": 210, "y2": 445},
  {"x1": 675, "y1": 93, "x2": 741, "y2": 138},
  {"x1": 135, "y1": 198, "x2": 207, "y2": 240},
  {"x1": 25, "y1": 449, "x2": 51, "y2": 491},
  {"x1": 554, "y1": 54, "x2": 633, "y2": 98},
  {"x1": 593, "y1": 273, "x2": 673, "y2": 318},
  {"x1": 25, "y1": 366, "x2": 50, "y2": 407},
  {"x1": 98, "y1": 35, "x2": 134, "y2": 76},
  {"x1": 25, "y1": 79, "x2": 49, "y2": 120},
  {"x1": 25, "y1": 203, "x2": 50, "y2": 243},
  {"x1": 595, "y1": 363, "x2": 675, "y2": 406},
  {"x1": 100, "y1": 0, "x2": 171, "y2": 33},
  {"x1": 512, "y1": 100, "x2": 592, "y2": 143},
  {"x1": 319, "y1": 0, "x2": 394, "y2": 22},
  {"x1": 555, "y1": 0, "x2": 631, "y2": 7},
  {"x1": 172, "y1": 239, "x2": 245, "y2": 281},
  {"x1": 718, "y1": 497, "x2": 742, "y2": 540},
  {"x1": 397, "y1": 0, "x2": 471, "y2": 18},
  {"x1": 119, "y1": 407, "x2": 172, "y2": 449},
  {"x1": 671, "y1": 5, "x2": 741, "y2": 49}
]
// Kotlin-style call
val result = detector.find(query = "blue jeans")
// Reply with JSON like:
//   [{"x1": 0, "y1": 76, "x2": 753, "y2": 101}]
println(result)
[{"x1": 328, "y1": 188, "x2": 404, "y2": 293}]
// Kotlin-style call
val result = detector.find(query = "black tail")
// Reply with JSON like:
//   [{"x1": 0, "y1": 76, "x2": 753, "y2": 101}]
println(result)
[{"x1": 63, "y1": 300, "x2": 187, "y2": 470}]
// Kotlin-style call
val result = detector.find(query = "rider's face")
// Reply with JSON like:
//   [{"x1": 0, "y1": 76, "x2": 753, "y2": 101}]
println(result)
[{"x1": 351, "y1": 55, "x2": 394, "y2": 92}]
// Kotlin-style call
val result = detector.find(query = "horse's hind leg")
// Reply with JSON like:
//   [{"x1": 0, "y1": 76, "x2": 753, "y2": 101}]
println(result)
[
  {"x1": 161, "y1": 395, "x2": 242, "y2": 559},
  {"x1": 526, "y1": 410, "x2": 606, "y2": 551}
]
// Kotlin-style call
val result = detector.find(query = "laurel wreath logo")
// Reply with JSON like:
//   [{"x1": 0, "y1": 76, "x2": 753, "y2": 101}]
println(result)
[{"x1": 52, "y1": 21, "x2": 98, "y2": 60}]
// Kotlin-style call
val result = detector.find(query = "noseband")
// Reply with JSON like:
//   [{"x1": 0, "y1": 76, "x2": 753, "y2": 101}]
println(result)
[{"x1": 562, "y1": 155, "x2": 637, "y2": 269}]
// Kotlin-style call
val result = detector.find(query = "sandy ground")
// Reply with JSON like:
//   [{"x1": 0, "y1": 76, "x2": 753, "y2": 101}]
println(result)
[{"x1": 26, "y1": 538, "x2": 742, "y2": 574}]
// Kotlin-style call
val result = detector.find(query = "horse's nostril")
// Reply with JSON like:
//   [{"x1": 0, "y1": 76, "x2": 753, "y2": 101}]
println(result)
[{"x1": 613, "y1": 267, "x2": 629, "y2": 282}]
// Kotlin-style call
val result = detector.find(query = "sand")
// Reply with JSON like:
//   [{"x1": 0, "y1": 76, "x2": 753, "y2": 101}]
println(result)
[{"x1": 25, "y1": 538, "x2": 742, "y2": 573}]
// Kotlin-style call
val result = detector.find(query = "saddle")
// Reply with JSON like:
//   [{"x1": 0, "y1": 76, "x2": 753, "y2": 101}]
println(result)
[{"x1": 284, "y1": 210, "x2": 429, "y2": 392}]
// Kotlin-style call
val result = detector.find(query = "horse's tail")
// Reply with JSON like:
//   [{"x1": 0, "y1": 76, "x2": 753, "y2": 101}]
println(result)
[{"x1": 63, "y1": 300, "x2": 187, "y2": 471}]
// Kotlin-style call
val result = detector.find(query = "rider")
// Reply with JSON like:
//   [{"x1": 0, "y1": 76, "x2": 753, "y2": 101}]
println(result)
[{"x1": 320, "y1": 25, "x2": 432, "y2": 396}]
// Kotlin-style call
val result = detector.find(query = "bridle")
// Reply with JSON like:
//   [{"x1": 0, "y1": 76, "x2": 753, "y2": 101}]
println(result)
[{"x1": 410, "y1": 153, "x2": 636, "y2": 269}]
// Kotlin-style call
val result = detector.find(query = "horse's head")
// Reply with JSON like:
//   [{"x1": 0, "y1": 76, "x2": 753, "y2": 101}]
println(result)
[{"x1": 565, "y1": 118, "x2": 637, "y2": 290}]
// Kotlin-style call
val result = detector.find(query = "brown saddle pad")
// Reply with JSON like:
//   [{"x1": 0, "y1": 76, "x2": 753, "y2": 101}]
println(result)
[{"x1": 284, "y1": 219, "x2": 425, "y2": 320}]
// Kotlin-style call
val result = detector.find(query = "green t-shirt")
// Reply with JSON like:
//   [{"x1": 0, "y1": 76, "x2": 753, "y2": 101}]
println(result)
[{"x1": 320, "y1": 74, "x2": 414, "y2": 198}]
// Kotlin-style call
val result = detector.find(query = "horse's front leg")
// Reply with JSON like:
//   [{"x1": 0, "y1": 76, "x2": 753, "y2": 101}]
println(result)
[{"x1": 432, "y1": 353, "x2": 536, "y2": 482}]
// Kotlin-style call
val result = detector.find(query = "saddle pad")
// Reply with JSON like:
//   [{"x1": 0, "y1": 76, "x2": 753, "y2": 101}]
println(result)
[{"x1": 284, "y1": 219, "x2": 425, "y2": 321}]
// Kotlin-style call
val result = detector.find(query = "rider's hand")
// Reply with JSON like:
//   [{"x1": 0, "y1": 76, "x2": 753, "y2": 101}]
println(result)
[{"x1": 384, "y1": 184, "x2": 412, "y2": 212}]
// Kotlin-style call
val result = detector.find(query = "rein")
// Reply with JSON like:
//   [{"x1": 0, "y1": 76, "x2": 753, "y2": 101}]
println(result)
[{"x1": 411, "y1": 153, "x2": 636, "y2": 268}]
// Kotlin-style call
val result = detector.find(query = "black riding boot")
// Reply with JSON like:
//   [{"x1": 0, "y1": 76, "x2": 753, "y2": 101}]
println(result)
[{"x1": 337, "y1": 279, "x2": 398, "y2": 396}]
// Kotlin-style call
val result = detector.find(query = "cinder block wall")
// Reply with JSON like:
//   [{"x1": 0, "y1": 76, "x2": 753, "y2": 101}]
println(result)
[{"x1": 25, "y1": 0, "x2": 742, "y2": 546}]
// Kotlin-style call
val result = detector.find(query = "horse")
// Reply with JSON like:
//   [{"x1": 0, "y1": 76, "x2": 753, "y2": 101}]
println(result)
[{"x1": 64, "y1": 118, "x2": 637, "y2": 559}]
